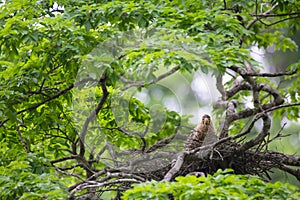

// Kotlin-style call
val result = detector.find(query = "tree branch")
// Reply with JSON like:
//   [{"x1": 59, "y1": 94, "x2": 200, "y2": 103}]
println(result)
[
  {"x1": 242, "y1": 70, "x2": 297, "y2": 77},
  {"x1": 219, "y1": 100, "x2": 237, "y2": 138},
  {"x1": 51, "y1": 155, "x2": 78, "y2": 164},
  {"x1": 277, "y1": 165, "x2": 300, "y2": 182},
  {"x1": 264, "y1": 102, "x2": 300, "y2": 113},
  {"x1": 53, "y1": 166, "x2": 84, "y2": 181},
  {"x1": 79, "y1": 74, "x2": 109, "y2": 157},
  {"x1": 145, "y1": 132, "x2": 177, "y2": 153},
  {"x1": 237, "y1": 114, "x2": 271, "y2": 152},
  {"x1": 69, "y1": 178, "x2": 141, "y2": 199},
  {"x1": 264, "y1": 151, "x2": 300, "y2": 167},
  {"x1": 250, "y1": 12, "x2": 300, "y2": 17},
  {"x1": 216, "y1": 73, "x2": 226, "y2": 100},
  {"x1": 121, "y1": 65, "x2": 180, "y2": 90},
  {"x1": 263, "y1": 16, "x2": 300, "y2": 27},
  {"x1": 17, "y1": 83, "x2": 74, "y2": 114},
  {"x1": 163, "y1": 152, "x2": 186, "y2": 181},
  {"x1": 226, "y1": 82, "x2": 252, "y2": 99},
  {"x1": 246, "y1": 3, "x2": 278, "y2": 29}
]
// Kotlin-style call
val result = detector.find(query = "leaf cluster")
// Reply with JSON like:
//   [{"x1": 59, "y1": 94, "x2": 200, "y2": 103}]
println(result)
[
  {"x1": 0, "y1": 146, "x2": 68, "y2": 200},
  {"x1": 123, "y1": 169, "x2": 300, "y2": 200}
]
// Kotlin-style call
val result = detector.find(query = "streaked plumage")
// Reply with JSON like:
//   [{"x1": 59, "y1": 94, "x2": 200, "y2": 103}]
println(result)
[{"x1": 184, "y1": 114, "x2": 218, "y2": 151}]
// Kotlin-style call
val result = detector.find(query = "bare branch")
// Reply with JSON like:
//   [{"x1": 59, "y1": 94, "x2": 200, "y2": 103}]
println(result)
[
  {"x1": 121, "y1": 65, "x2": 180, "y2": 90},
  {"x1": 266, "y1": 123, "x2": 288, "y2": 146},
  {"x1": 264, "y1": 16, "x2": 300, "y2": 27},
  {"x1": 215, "y1": 112, "x2": 265, "y2": 147},
  {"x1": 163, "y1": 152, "x2": 186, "y2": 181},
  {"x1": 242, "y1": 70, "x2": 297, "y2": 77},
  {"x1": 262, "y1": 151, "x2": 300, "y2": 167},
  {"x1": 17, "y1": 83, "x2": 74, "y2": 115},
  {"x1": 246, "y1": 3, "x2": 278, "y2": 29},
  {"x1": 250, "y1": 12, "x2": 300, "y2": 17},
  {"x1": 69, "y1": 178, "x2": 141, "y2": 199},
  {"x1": 53, "y1": 166, "x2": 84, "y2": 181},
  {"x1": 79, "y1": 74, "x2": 109, "y2": 157},
  {"x1": 145, "y1": 132, "x2": 177, "y2": 153},
  {"x1": 216, "y1": 73, "x2": 226, "y2": 100},
  {"x1": 51, "y1": 155, "x2": 78, "y2": 164},
  {"x1": 237, "y1": 114, "x2": 271, "y2": 152},
  {"x1": 226, "y1": 65, "x2": 285, "y2": 122},
  {"x1": 226, "y1": 82, "x2": 252, "y2": 99},
  {"x1": 219, "y1": 100, "x2": 237, "y2": 138},
  {"x1": 265, "y1": 102, "x2": 300, "y2": 113},
  {"x1": 96, "y1": 143, "x2": 108, "y2": 162}
]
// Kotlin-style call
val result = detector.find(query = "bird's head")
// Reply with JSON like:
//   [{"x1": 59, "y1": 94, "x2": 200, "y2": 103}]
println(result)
[{"x1": 202, "y1": 114, "x2": 211, "y2": 126}]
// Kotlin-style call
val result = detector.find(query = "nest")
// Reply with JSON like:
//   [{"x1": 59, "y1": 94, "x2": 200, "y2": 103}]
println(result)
[
  {"x1": 141, "y1": 141, "x2": 276, "y2": 182},
  {"x1": 68, "y1": 138, "x2": 298, "y2": 200}
]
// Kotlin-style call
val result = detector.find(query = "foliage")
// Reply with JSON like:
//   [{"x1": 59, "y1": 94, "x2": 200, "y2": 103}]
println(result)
[
  {"x1": 0, "y1": 0, "x2": 300, "y2": 199},
  {"x1": 0, "y1": 145, "x2": 68, "y2": 200},
  {"x1": 123, "y1": 169, "x2": 300, "y2": 200}
]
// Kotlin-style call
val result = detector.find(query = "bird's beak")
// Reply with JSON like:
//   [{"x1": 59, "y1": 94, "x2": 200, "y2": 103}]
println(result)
[{"x1": 204, "y1": 118, "x2": 210, "y2": 125}]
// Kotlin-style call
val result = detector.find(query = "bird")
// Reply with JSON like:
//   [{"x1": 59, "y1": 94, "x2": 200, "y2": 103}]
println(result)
[{"x1": 184, "y1": 114, "x2": 218, "y2": 151}]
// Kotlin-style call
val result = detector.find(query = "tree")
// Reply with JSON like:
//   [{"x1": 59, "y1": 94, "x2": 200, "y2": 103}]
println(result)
[{"x1": 0, "y1": 0, "x2": 300, "y2": 199}]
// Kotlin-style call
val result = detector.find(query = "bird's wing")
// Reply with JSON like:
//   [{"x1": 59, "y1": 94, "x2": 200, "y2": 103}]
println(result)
[{"x1": 184, "y1": 129, "x2": 205, "y2": 151}]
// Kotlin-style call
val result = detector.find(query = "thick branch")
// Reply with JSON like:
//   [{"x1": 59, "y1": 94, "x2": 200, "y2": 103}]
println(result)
[
  {"x1": 216, "y1": 73, "x2": 226, "y2": 100},
  {"x1": 226, "y1": 82, "x2": 252, "y2": 99},
  {"x1": 237, "y1": 114, "x2": 271, "y2": 152},
  {"x1": 227, "y1": 65, "x2": 284, "y2": 122},
  {"x1": 242, "y1": 70, "x2": 297, "y2": 77},
  {"x1": 79, "y1": 74, "x2": 109, "y2": 157},
  {"x1": 163, "y1": 152, "x2": 186, "y2": 181},
  {"x1": 264, "y1": 151, "x2": 300, "y2": 167},
  {"x1": 219, "y1": 100, "x2": 236, "y2": 138},
  {"x1": 277, "y1": 165, "x2": 300, "y2": 182}
]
